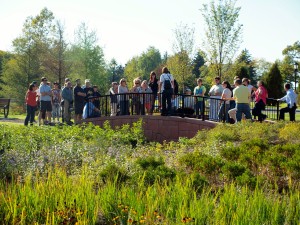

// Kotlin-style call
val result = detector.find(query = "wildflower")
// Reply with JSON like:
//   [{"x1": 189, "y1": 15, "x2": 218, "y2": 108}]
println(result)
[
  {"x1": 140, "y1": 219, "x2": 146, "y2": 223},
  {"x1": 154, "y1": 210, "x2": 158, "y2": 215},
  {"x1": 128, "y1": 218, "x2": 133, "y2": 223}
]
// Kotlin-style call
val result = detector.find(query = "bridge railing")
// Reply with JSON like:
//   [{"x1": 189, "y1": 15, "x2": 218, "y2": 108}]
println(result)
[{"x1": 87, "y1": 93, "x2": 281, "y2": 122}]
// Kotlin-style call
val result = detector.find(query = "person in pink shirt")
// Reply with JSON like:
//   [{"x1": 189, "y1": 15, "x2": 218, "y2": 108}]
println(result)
[
  {"x1": 24, "y1": 83, "x2": 38, "y2": 126},
  {"x1": 252, "y1": 80, "x2": 268, "y2": 122}
]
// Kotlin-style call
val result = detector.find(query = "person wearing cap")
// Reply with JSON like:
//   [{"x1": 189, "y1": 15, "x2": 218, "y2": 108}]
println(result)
[
  {"x1": 61, "y1": 81, "x2": 73, "y2": 124},
  {"x1": 82, "y1": 96, "x2": 101, "y2": 119},
  {"x1": 51, "y1": 82, "x2": 61, "y2": 123},
  {"x1": 39, "y1": 77, "x2": 52, "y2": 125},
  {"x1": 83, "y1": 79, "x2": 94, "y2": 99},
  {"x1": 73, "y1": 79, "x2": 86, "y2": 124}
]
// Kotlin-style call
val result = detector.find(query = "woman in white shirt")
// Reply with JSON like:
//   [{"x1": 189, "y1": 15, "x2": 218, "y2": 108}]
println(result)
[
  {"x1": 218, "y1": 81, "x2": 232, "y2": 122},
  {"x1": 208, "y1": 76, "x2": 223, "y2": 120}
]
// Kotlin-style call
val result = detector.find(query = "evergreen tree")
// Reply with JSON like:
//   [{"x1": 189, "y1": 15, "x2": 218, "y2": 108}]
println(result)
[
  {"x1": 192, "y1": 51, "x2": 205, "y2": 77},
  {"x1": 265, "y1": 63, "x2": 284, "y2": 99}
]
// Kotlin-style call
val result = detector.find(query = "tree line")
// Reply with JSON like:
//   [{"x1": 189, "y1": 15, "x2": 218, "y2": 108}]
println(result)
[{"x1": 0, "y1": 0, "x2": 299, "y2": 107}]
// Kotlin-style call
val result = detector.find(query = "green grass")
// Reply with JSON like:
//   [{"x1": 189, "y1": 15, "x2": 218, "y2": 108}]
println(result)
[{"x1": 0, "y1": 121, "x2": 300, "y2": 224}]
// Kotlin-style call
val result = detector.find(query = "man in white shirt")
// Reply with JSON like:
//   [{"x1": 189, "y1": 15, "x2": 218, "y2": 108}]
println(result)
[{"x1": 278, "y1": 83, "x2": 298, "y2": 121}]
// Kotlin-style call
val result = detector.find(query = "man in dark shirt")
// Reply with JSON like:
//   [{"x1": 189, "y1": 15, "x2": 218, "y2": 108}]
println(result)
[
  {"x1": 73, "y1": 79, "x2": 86, "y2": 124},
  {"x1": 93, "y1": 85, "x2": 101, "y2": 109}
]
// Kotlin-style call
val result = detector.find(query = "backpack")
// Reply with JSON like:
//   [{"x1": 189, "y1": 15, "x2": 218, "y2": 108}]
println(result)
[{"x1": 164, "y1": 74, "x2": 172, "y2": 90}]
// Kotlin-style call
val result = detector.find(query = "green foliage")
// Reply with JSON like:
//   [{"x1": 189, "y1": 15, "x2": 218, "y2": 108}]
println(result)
[
  {"x1": 265, "y1": 62, "x2": 284, "y2": 98},
  {"x1": 1, "y1": 122, "x2": 300, "y2": 223},
  {"x1": 201, "y1": 0, "x2": 243, "y2": 78}
]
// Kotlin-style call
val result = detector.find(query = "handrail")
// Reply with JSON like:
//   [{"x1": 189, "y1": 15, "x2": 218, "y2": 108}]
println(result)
[{"x1": 82, "y1": 93, "x2": 282, "y2": 122}]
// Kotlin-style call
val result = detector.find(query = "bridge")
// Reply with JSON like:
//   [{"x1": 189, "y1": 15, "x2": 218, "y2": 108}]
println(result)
[
  {"x1": 79, "y1": 93, "x2": 285, "y2": 142},
  {"x1": 81, "y1": 115, "x2": 217, "y2": 143}
]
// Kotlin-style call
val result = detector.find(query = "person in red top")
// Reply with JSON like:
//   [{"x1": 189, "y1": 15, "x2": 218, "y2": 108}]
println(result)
[
  {"x1": 252, "y1": 80, "x2": 268, "y2": 122},
  {"x1": 24, "y1": 83, "x2": 38, "y2": 126}
]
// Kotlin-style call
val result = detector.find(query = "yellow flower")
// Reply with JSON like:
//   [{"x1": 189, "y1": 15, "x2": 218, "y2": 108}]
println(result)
[
  {"x1": 128, "y1": 218, "x2": 133, "y2": 223},
  {"x1": 140, "y1": 219, "x2": 146, "y2": 223}
]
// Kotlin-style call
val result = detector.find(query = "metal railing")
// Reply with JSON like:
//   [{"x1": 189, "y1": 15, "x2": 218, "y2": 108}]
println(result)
[{"x1": 83, "y1": 93, "x2": 282, "y2": 122}]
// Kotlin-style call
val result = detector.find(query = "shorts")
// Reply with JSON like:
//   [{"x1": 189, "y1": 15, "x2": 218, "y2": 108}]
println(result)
[
  {"x1": 74, "y1": 102, "x2": 84, "y2": 114},
  {"x1": 40, "y1": 101, "x2": 52, "y2": 112}
]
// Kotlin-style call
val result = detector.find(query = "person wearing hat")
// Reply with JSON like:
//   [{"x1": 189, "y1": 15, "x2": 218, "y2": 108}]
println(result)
[
  {"x1": 82, "y1": 96, "x2": 101, "y2": 119},
  {"x1": 73, "y1": 79, "x2": 86, "y2": 124},
  {"x1": 61, "y1": 81, "x2": 73, "y2": 124},
  {"x1": 39, "y1": 77, "x2": 52, "y2": 125},
  {"x1": 51, "y1": 82, "x2": 61, "y2": 123}
]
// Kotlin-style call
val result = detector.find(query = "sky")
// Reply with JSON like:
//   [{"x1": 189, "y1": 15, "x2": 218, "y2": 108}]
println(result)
[{"x1": 0, "y1": 0, "x2": 299, "y2": 65}]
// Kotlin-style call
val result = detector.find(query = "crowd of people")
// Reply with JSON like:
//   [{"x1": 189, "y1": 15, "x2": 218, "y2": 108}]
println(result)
[{"x1": 24, "y1": 67, "x2": 298, "y2": 126}]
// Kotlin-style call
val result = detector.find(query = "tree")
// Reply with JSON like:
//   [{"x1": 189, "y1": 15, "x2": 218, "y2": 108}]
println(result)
[
  {"x1": 265, "y1": 62, "x2": 284, "y2": 99},
  {"x1": 70, "y1": 22, "x2": 108, "y2": 92},
  {"x1": 108, "y1": 58, "x2": 124, "y2": 84},
  {"x1": 166, "y1": 52, "x2": 194, "y2": 92},
  {"x1": 42, "y1": 20, "x2": 72, "y2": 84},
  {"x1": 282, "y1": 41, "x2": 300, "y2": 87},
  {"x1": 201, "y1": 0, "x2": 243, "y2": 78},
  {"x1": 192, "y1": 51, "x2": 206, "y2": 77},
  {"x1": 172, "y1": 23, "x2": 195, "y2": 58}
]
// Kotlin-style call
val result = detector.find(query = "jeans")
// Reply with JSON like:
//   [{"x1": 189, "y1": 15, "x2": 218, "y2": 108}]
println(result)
[
  {"x1": 120, "y1": 100, "x2": 129, "y2": 115},
  {"x1": 236, "y1": 103, "x2": 252, "y2": 122},
  {"x1": 24, "y1": 104, "x2": 36, "y2": 125},
  {"x1": 218, "y1": 103, "x2": 230, "y2": 122},
  {"x1": 161, "y1": 89, "x2": 173, "y2": 115},
  {"x1": 194, "y1": 101, "x2": 204, "y2": 117}
]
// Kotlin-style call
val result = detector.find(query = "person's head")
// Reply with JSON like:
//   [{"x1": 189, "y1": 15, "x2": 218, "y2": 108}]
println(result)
[
  {"x1": 185, "y1": 88, "x2": 192, "y2": 95},
  {"x1": 66, "y1": 81, "x2": 72, "y2": 88},
  {"x1": 141, "y1": 80, "x2": 148, "y2": 88},
  {"x1": 222, "y1": 81, "x2": 231, "y2": 89},
  {"x1": 85, "y1": 79, "x2": 90, "y2": 87},
  {"x1": 88, "y1": 96, "x2": 94, "y2": 102},
  {"x1": 112, "y1": 82, "x2": 118, "y2": 88},
  {"x1": 284, "y1": 83, "x2": 291, "y2": 91},
  {"x1": 41, "y1": 77, "x2": 48, "y2": 84},
  {"x1": 162, "y1": 67, "x2": 169, "y2": 74},
  {"x1": 214, "y1": 76, "x2": 221, "y2": 84},
  {"x1": 65, "y1": 78, "x2": 70, "y2": 83},
  {"x1": 93, "y1": 85, "x2": 98, "y2": 92},
  {"x1": 197, "y1": 78, "x2": 203, "y2": 86},
  {"x1": 234, "y1": 79, "x2": 242, "y2": 86},
  {"x1": 257, "y1": 80, "x2": 264, "y2": 87},
  {"x1": 242, "y1": 78, "x2": 250, "y2": 86},
  {"x1": 150, "y1": 71, "x2": 156, "y2": 80},
  {"x1": 133, "y1": 78, "x2": 141, "y2": 86},
  {"x1": 75, "y1": 79, "x2": 81, "y2": 86},
  {"x1": 120, "y1": 78, "x2": 127, "y2": 86},
  {"x1": 28, "y1": 83, "x2": 36, "y2": 91},
  {"x1": 53, "y1": 82, "x2": 59, "y2": 89}
]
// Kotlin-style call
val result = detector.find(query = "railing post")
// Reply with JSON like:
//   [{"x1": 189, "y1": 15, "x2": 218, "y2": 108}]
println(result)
[
  {"x1": 202, "y1": 97, "x2": 205, "y2": 121},
  {"x1": 276, "y1": 99, "x2": 280, "y2": 120}
]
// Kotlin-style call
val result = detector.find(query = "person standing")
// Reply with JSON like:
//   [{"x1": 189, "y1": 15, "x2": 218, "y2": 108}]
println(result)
[
  {"x1": 109, "y1": 82, "x2": 119, "y2": 116},
  {"x1": 140, "y1": 80, "x2": 153, "y2": 115},
  {"x1": 73, "y1": 79, "x2": 86, "y2": 124},
  {"x1": 39, "y1": 77, "x2": 52, "y2": 125},
  {"x1": 194, "y1": 78, "x2": 206, "y2": 118},
  {"x1": 93, "y1": 85, "x2": 101, "y2": 110},
  {"x1": 278, "y1": 83, "x2": 298, "y2": 121},
  {"x1": 62, "y1": 81, "x2": 73, "y2": 124},
  {"x1": 159, "y1": 67, "x2": 174, "y2": 116},
  {"x1": 233, "y1": 79, "x2": 252, "y2": 122},
  {"x1": 118, "y1": 78, "x2": 130, "y2": 115},
  {"x1": 51, "y1": 82, "x2": 61, "y2": 123},
  {"x1": 83, "y1": 79, "x2": 94, "y2": 99},
  {"x1": 148, "y1": 71, "x2": 158, "y2": 114},
  {"x1": 218, "y1": 81, "x2": 232, "y2": 122},
  {"x1": 252, "y1": 80, "x2": 268, "y2": 122},
  {"x1": 24, "y1": 83, "x2": 37, "y2": 126},
  {"x1": 130, "y1": 78, "x2": 142, "y2": 115},
  {"x1": 208, "y1": 77, "x2": 223, "y2": 120}
]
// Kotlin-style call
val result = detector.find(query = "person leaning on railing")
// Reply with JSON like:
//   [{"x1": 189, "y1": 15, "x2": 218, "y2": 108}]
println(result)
[
  {"x1": 277, "y1": 83, "x2": 298, "y2": 121},
  {"x1": 252, "y1": 80, "x2": 268, "y2": 122}
]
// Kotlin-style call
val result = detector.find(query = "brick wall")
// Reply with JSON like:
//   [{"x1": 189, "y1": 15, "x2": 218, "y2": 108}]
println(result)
[{"x1": 81, "y1": 116, "x2": 217, "y2": 143}]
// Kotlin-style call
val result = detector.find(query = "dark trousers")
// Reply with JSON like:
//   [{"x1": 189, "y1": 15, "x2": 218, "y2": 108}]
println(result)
[
  {"x1": 24, "y1": 105, "x2": 36, "y2": 126},
  {"x1": 120, "y1": 100, "x2": 129, "y2": 115},
  {"x1": 161, "y1": 89, "x2": 173, "y2": 115},
  {"x1": 279, "y1": 104, "x2": 297, "y2": 121},
  {"x1": 252, "y1": 99, "x2": 266, "y2": 122}
]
